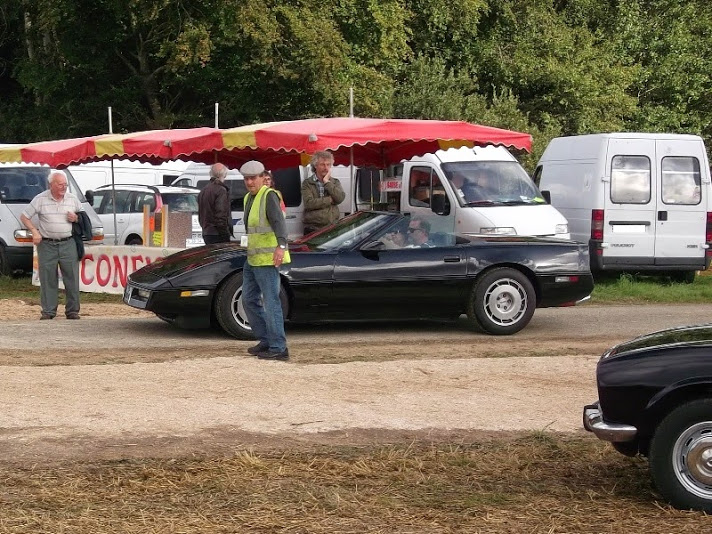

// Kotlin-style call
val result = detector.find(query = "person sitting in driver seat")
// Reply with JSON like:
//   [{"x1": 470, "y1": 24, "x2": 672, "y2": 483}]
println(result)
[{"x1": 406, "y1": 218, "x2": 434, "y2": 248}]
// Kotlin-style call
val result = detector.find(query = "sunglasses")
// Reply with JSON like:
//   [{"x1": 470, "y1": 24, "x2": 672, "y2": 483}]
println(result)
[{"x1": 408, "y1": 227, "x2": 421, "y2": 233}]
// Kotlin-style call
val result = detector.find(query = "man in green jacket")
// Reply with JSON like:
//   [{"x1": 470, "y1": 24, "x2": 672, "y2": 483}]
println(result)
[{"x1": 300, "y1": 150, "x2": 346, "y2": 235}]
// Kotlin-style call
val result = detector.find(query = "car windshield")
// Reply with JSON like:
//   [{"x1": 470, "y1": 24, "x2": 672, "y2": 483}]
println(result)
[
  {"x1": 0, "y1": 167, "x2": 86, "y2": 203},
  {"x1": 442, "y1": 161, "x2": 545, "y2": 206},
  {"x1": 162, "y1": 192, "x2": 199, "y2": 212},
  {"x1": 302, "y1": 211, "x2": 398, "y2": 251}
]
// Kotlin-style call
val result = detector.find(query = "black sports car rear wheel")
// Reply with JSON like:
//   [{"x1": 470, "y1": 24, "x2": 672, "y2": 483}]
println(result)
[
  {"x1": 650, "y1": 399, "x2": 712, "y2": 512},
  {"x1": 214, "y1": 272, "x2": 289, "y2": 340},
  {"x1": 467, "y1": 267, "x2": 535, "y2": 335}
]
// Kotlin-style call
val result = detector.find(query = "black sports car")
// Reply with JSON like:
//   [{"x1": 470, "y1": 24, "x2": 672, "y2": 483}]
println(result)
[
  {"x1": 584, "y1": 324, "x2": 712, "y2": 512},
  {"x1": 124, "y1": 211, "x2": 593, "y2": 337}
]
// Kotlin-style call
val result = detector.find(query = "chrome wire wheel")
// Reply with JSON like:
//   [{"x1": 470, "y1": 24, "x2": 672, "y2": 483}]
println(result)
[
  {"x1": 672, "y1": 422, "x2": 712, "y2": 500},
  {"x1": 482, "y1": 277, "x2": 528, "y2": 327}
]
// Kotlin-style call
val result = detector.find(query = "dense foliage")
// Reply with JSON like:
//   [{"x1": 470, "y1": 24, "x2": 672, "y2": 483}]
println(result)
[{"x1": 1, "y1": 0, "x2": 710, "y2": 164}]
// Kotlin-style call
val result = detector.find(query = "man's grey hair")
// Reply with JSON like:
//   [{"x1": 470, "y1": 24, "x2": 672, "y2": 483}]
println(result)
[
  {"x1": 48, "y1": 170, "x2": 67, "y2": 184},
  {"x1": 310, "y1": 150, "x2": 334, "y2": 168},
  {"x1": 209, "y1": 163, "x2": 228, "y2": 181}
]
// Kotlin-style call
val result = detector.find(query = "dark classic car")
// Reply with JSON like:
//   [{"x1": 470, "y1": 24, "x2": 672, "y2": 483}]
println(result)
[
  {"x1": 124, "y1": 211, "x2": 593, "y2": 337},
  {"x1": 584, "y1": 324, "x2": 712, "y2": 512}
]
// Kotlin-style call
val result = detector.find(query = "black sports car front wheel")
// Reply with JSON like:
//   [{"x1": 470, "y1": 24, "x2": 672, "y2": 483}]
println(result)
[{"x1": 214, "y1": 271, "x2": 289, "y2": 340}]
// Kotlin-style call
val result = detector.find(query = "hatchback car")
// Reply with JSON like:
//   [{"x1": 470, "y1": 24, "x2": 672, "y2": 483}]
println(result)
[{"x1": 86, "y1": 184, "x2": 201, "y2": 246}]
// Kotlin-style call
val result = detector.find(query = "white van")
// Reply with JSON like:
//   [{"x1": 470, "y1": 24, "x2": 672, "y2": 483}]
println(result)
[
  {"x1": 171, "y1": 163, "x2": 354, "y2": 240},
  {"x1": 68, "y1": 160, "x2": 190, "y2": 193},
  {"x1": 0, "y1": 163, "x2": 104, "y2": 275},
  {"x1": 358, "y1": 146, "x2": 570, "y2": 239},
  {"x1": 534, "y1": 133, "x2": 711, "y2": 281}
]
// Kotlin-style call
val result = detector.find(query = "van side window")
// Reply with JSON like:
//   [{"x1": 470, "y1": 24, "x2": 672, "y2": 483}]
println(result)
[
  {"x1": 610, "y1": 155, "x2": 651, "y2": 204},
  {"x1": 101, "y1": 190, "x2": 132, "y2": 214},
  {"x1": 172, "y1": 178, "x2": 191, "y2": 188},
  {"x1": 409, "y1": 167, "x2": 435, "y2": 207},
  {"x1": 661, "y1": 157, "x2": 701, "y2": 205}
]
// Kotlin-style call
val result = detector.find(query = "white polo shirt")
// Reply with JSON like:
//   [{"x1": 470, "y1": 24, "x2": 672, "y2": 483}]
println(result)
[{"x1": 22, "y1": 190, "x2": 83, "y2": 239}]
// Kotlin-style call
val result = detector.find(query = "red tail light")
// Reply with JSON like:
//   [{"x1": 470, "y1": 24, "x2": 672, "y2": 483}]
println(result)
[
  {"x1": 706, "y1": 212, "x2": 712, "y2": 243},
  {"x1": 591, "y1": 209, "x2": 604, "y2": 241}
]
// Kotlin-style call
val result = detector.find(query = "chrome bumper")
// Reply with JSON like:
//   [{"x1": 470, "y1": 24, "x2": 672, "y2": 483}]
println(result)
[{"x1": 583, "y1": 403, "x2": 637, "y2": 442}]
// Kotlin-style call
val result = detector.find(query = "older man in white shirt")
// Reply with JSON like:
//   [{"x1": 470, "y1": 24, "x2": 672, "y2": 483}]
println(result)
[{"x1": 20, "y1": 170, "x2": 83, "y2": 320}]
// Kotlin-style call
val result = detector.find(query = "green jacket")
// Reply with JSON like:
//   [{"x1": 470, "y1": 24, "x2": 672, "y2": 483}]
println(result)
[{"x1": 301, "y1": 175, "x2": 346, "y2": 229}]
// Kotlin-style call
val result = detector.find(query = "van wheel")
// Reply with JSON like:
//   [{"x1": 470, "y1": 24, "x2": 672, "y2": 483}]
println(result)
[
  {"x1": 214, "y1": 272, "x2": 289, "y2": 339},
  {"x1": 670, "y1": 271, "x2": 696, "y2": 284},
  {"x1": 0, "y1": 245, "x2": 11, "y2": 276},
  {"x1": 467, "y1": 268, "x2": 536, "y2": 335},
  {"x1": 126, "y1": 236, "x2": 143, "y2": 246}
]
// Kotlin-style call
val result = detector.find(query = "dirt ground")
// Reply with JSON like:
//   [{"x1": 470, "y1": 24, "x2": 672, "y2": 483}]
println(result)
[{"x1": 1, "y1": 298, "x2": 709, "y2": 463}]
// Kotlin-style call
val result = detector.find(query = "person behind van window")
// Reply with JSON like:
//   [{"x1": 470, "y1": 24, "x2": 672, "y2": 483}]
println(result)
[
  {"x1": 406, "y1": 218, "x2": 433, "y2": 248},
  {"x1": 450, "y1": 173, "x2": 468, "y2": 200},
  {"x1": 240, "y1": 160, "x2": 291, "y2": 361},
  {"x1": 20, "y1": 171, "x2": 83, "y2": 320},
  {"x1": 198, "y1": 163, "x2": 232, "y2": 244},
  {"x1": 261, "y1": 170, "x2": 286, "y2": 214},
  {"x1": 301, "y1": 150, "x2": 346, "y2": 235}
]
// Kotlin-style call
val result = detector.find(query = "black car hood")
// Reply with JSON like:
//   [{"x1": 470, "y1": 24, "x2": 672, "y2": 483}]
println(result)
[
  {"x1": 605, "y1": 323, "x2": 712, "y2": 358},
  {"x1": 131, "y1": 243, "x2": 245, "y2": 282}
]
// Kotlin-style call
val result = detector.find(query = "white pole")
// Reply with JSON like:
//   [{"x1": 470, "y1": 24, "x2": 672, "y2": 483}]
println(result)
[
  {"x1": 215, "y1": 102, "x2": 219, "y2": 129},
  {"x1": 349, "y1": 88, "x2": 357, "y2": 212},
  {"x1": 108, "y1": 107, "x2": 118, "y2": 245}
]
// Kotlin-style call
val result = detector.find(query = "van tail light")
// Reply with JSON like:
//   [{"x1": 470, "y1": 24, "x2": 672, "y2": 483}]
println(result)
[
  {"x1": 706, "y1": 212, "x2": 712, "y2": 258},
  {"x1": 591, "y1": 209, "x2": 604, "y2": 241}
]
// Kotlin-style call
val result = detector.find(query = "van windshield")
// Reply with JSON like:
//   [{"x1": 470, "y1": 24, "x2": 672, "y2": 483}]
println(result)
[
  {"x1": 441, "y1": 162, "x2": 545, "y2": 206},
  {"x1": 0, "y1": 167, "x2": 86, "y2": 203}
]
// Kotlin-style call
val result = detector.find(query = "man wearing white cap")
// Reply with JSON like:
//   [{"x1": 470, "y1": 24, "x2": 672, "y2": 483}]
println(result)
[{"x1": 239, "y1": 160, "x2": 291, "y2": 360}]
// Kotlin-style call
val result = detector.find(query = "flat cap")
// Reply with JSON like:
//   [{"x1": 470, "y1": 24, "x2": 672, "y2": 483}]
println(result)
[{"x1": 239, "y1": 160, "x2": 265, "y2": 176}]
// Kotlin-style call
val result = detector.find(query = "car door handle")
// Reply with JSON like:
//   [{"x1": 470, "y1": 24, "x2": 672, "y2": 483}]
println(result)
[{"x1": 443, "y1": 255, "x2": 461, "y2": 263}]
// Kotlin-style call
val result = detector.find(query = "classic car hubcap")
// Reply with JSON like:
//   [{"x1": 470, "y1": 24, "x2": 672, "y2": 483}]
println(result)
[
  {"x1": 230, "y1": 287, "x2": 251, "y2": 331},
  {"x1": 673, "y1": 422, "x2": 712, "y2": 498},
  {"x1": 483, "y1": 278, "x2": 527, "y2": 325}
]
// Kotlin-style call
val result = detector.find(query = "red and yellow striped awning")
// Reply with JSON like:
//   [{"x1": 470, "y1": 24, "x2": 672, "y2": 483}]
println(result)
[{"x1": 0, "y1": 118, "x2": 532, "y2": 170}]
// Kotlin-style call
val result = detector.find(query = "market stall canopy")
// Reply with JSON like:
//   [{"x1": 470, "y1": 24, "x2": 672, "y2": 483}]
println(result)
[{"x1": 0, "y1": 118, "x2": 532, "y2": 170}]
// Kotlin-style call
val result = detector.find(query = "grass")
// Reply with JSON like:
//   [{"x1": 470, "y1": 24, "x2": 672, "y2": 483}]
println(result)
[
  {"x1": 0, "y1": 433, "x2": 707, "y2": 533},
  {"x1": 591, "y1": 270, "x2": 712, "y2": 303},
  {"x1": 0, "y1": 274, "x2": 121, "y2": 304}
]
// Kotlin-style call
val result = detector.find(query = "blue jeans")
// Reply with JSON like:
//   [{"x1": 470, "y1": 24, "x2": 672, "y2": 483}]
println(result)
[{"x1": 242, "y1": 261, "x2": 287, "y2": 352}]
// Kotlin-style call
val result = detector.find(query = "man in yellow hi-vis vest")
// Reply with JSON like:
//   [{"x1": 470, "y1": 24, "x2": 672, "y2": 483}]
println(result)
[{"x1": 239, "y1": 160, "x2": 291, "y2": 360}]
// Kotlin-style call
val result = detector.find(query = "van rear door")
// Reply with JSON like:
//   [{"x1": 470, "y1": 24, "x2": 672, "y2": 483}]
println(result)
[
  {"x1": 603, "y1": 138, "x2": 657, "y2": 266},
  {"x1": 653, "y1": 138, "x2": 707, "y2": 268}
]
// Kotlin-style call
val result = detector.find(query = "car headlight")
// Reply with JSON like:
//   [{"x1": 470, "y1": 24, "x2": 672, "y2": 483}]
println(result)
[
  {"x1": 555, "y1": 224, "x2": 569, "y2": 234},
  {"x1": 137, "y1": 288, "x2": 151, "y2": 299},
  {"x1": 479, "y1": 227, "x2": 516, "y2": 235}
]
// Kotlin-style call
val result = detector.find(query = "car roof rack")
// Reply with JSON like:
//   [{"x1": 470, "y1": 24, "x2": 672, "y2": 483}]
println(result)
[{"x1": 94, "y1": 184, "x2": 162, "y2": 194}]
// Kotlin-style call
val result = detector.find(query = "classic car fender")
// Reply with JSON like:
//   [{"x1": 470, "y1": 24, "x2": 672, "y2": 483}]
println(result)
[{"x1": 639, "y1": 378, "x2": 712, "y2": 438}]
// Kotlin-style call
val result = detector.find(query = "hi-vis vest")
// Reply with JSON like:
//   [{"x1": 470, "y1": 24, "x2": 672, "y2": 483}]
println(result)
[{"x1": 244, "y1": 186, "x2": 291, "y2": 267}]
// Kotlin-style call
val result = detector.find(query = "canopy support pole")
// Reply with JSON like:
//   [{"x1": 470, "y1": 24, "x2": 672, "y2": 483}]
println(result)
[{"x1": 108, "y1": 106, "x2": 118, "y2": 245}]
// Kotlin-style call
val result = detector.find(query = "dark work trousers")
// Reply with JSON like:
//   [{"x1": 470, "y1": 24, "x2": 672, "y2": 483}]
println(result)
[
  {"x1": 37, "y1": 238, "x2": 80, "y2": 317},
  {"x1": 203, "y1": 234, "x2": 231, "y2": 245}
]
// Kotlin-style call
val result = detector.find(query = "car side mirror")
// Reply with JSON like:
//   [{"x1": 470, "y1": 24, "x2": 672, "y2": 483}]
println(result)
[
  {"x1": 431, "y1": 194, "x2": 450, "y2": 216},
  {"x1": 85, "y1": 190, "x2": 94, "y2": 204},
  {"x1": 541, "y1": 190, "x2": 551, "y2": 204}
]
